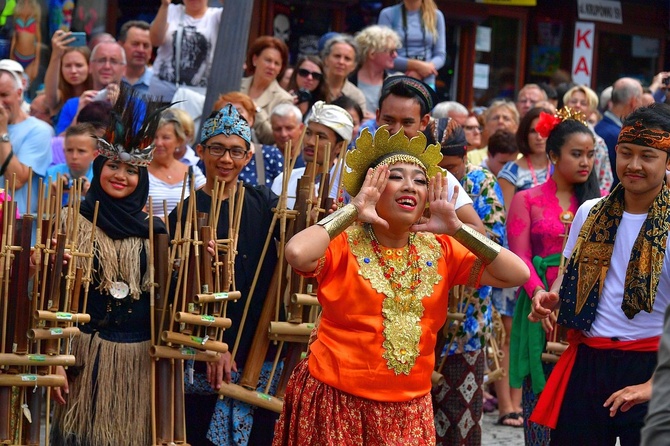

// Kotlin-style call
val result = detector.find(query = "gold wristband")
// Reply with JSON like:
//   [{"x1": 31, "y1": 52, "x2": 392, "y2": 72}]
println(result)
[
  {"x1": 316, "y1": 203, "x2": 358, "y2": 240},
  {"x1": 452, "y1": 224, "x2": 501, "y2": 265}
]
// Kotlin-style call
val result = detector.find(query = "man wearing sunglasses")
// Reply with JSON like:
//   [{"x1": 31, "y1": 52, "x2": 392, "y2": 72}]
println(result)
[{"x1": 168, "y1": 103, "x2": 283, "y2": 445}]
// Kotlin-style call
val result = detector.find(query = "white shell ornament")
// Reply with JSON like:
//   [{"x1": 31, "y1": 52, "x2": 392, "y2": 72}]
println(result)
[
  {"x1": 110, "y1": 281, "x2": 130, "y2": 299},
  {"x1": 119, "y1": 151, "x2": 132, "y2": 162}
]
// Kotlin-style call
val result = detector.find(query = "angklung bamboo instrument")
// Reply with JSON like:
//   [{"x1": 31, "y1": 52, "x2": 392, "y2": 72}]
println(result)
[
  {"x1": 0, "y1": 178, "x2": 96, "y2": 445},
  {"x1": 217, "y1": 135, "x2": 345, "y2": 413},
  {"x1": 541, "y1": 211, "x2": 574, "y2": 364},
  {"x1": 150, "y1": 176, "x2": 244, "y2": 446}
]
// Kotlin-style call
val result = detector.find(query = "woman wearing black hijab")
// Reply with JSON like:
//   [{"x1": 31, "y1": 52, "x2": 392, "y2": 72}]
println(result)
[{"x1": 50, "y1": 89, "x2": 168, "y2": 446}]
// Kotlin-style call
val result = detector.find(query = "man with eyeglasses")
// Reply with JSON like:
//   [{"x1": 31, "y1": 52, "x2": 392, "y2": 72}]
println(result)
[
  {"x1": 168, "y1": 104, "x2": 283, "y2": 446},
  {"x1": 271, "y1": 101, "x2": 352, "y2": 209},
  {"x1": 56, "y1": 42, "x2": 127, "y2": 134},
  {"x1": 515, "y1": 84, "x2": 547, "y2": 119}
]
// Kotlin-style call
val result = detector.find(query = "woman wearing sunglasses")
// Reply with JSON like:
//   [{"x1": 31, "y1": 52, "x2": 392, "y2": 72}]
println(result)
[{"x1": 286, "y1": 55, "x2": 328, "y2": 119}]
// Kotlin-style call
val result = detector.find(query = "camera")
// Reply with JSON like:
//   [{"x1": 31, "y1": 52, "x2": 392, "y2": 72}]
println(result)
[
  {"x1": 663, "y1": 77, "x2": 670, "y2": 87},
  {"x1": 296, "y1": 88, "x2": 312, "y2": 104}
]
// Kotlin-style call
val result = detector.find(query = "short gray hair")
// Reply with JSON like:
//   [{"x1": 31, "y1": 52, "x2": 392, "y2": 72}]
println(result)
[
  {"x1": 91, "y1": 42, "x2": 127, "y2": 65},
  {"x1": 321, "y1": 34, "x2": 359, "y2": 62},
  {"x1": 0, "y1": 69, "x2": 21, "y2": 91},
  {"x1": 432, "y1": 101, "x2": 468, "y2": 119},
  {"x1": 271, "y1": 103, "x2": 303, "y2": 122}
]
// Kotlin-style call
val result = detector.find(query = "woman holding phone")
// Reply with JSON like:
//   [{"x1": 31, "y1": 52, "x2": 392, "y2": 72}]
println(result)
[{"x1": 44, "y1": 30, "x2": 93, "y2": 118}]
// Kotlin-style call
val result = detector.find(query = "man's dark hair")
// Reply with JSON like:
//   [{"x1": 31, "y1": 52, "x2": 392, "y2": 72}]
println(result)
[
  {"x1": 378, "y1": 82, "x2": 429, "y2": 117},
  {"x1": 78, "y1": 101, "x2": 113, "y2": 130},
  {"x1": 623, "y1": 102, "x2": 670, "y2": 132},
  {"x1": 331, "y1": 95, "x2": 363, "y2": 124},
  {"x1": 488, "y1": 130, "x2": 518, "y2": 157},
  {"x1": 118, "y1": 20, "x2": 150, "y2": 42},
  {"x1": 622, "y1": 103, "x2": 670, "y2": 160}
]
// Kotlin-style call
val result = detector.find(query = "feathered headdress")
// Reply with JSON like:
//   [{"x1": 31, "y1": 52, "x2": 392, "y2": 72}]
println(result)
[{"x1": 97, "y1": 85, "x2": 171, "y2": 167}]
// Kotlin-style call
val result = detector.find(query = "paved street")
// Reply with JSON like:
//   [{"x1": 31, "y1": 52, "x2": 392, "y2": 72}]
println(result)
[{"x1": 482, "y1": 410, "x2": 525, "y2": 445}]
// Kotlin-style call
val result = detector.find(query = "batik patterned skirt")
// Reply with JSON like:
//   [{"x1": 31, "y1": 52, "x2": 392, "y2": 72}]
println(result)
[{"x1": 272, "y1": 360, "x2": 436, "y2": 446}]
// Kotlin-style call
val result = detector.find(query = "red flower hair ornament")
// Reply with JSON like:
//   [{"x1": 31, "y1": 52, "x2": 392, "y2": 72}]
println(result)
[{"x1": 535, "y1": 112, "x2": 561, "y2": 138}]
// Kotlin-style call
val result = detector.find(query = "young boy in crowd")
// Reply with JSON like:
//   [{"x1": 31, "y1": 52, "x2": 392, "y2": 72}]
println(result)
[{"x1": 46, "y1": 123, "x2": 98, "y2": 205}]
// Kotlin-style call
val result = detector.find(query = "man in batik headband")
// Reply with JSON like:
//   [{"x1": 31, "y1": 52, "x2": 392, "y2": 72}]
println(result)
[
  {"x1": 530, "y1": 103, "x2": 670, "y2": 445},
  {"x1": 271, "y1": 100, "x2": 353, "y2": 209},
  {"x1": 167, "y1": 103, "x2": 283, "y2": 445}
]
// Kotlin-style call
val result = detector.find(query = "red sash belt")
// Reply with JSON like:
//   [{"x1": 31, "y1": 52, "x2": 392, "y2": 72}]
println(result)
[{"x1": 529, "y1": 329, "x2": 660, "y2": 429}]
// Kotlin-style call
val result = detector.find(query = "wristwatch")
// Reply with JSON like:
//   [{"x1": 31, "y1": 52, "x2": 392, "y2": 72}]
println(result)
[{"x1": 0, "y1": 133, "x2": 9, "y2": 143}]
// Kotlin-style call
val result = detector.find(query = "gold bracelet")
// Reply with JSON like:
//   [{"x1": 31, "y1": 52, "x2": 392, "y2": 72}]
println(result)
[
  {"x1": 452, "y1": 224, "x2": 501, "y2": 265},
  {"x1": 316, "y1": 203, "x2": 358, "y2": 240}
]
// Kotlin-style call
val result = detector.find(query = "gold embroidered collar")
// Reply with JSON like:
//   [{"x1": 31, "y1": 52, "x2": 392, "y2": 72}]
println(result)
[{"x1": 348, "y1": 225, "x2": 442, "y2": 375}]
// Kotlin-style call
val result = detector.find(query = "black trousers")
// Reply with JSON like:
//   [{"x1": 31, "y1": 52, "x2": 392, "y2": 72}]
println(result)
[{"x1": 551, "y1": 343, "x2": 657, "y2": 446}]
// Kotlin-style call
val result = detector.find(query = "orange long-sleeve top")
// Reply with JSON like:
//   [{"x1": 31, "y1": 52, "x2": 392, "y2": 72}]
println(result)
[{"x1": 302, "y1": 226, "x2": 484, "y2": 402}]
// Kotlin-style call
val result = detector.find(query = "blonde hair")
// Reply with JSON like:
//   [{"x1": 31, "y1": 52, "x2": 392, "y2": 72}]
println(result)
[
  {"x1": 163, "y1": 108, "x2": 195, "y2": 145},
  {"x1": 485, "y1": 100, "x2": 520, "y2": 126},
  {"x1": 354, "y1": 25, "x2": 401, "y2": 62},
  {"x1": 563, "y1": 85, "x2": 599, "y2": 113},
  {"x1": 422, "y1": 0, "x2": 439, "y2": 41},
  {"x1": 158, "y1": 109, "x2": 191, "y2": 145}
]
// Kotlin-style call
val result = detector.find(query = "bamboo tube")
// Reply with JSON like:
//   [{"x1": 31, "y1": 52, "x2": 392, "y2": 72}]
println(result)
[
  {"x1": 446, "y1": 312, "x2": 465, "y2": 322},
  {"x1": 485, "y1": 368, "x2": 506, "y2": 383},
  {"x1": 193, "y1": 291, "x2": 241, "y2": 304},
  {"x1": 174, "y1": 312, "x2": 231, "y2": 329},
  {"x1": 541, "y1": 353, "x2": 560, "y2": 363},
  {"x1": 160, "y1": 331, "x2": 229, "y2": 353},
  {"x1": 34, "y1": 311, "x2": 90, "y2": 323},
  {"x1": 149, "y1": 345, "x2": 220, "y2": 362},
  {"x1": 0, "y1": 387, "x2": 9, "y2": 441},
  {"x1": 173, "y1": 360, "x2": 186, "y2": 443},
  {"x1": 0, "y1": 353, "x2": 75, "y2": 366},
  {"x1": 545, "y1": 341, "x2": 568, "y2": 354},
  {"x1": 431, "y1": 370, "x2": 445, "y2": 386},
  {"x1": 153, "y1": 358, "x2": 171, "y2": 444},
  {"x1": 290, "y1": 293, "x2": 319, "y2": 306},
  {"x1": 27, "y1": 327, "x2": 80, "y2": 340},
  {"x1": 0, "y1": 374, "x2": 66, "y2": 387},
  {"x1": 268, "y1": 322, "x2": 314, "y2": 337},
  {"x1": 24, "y1": 387, "x2": 41, "y2": 445},
  {"x1": 218, "y1": 382, "x2": 283, "y2": 413}
]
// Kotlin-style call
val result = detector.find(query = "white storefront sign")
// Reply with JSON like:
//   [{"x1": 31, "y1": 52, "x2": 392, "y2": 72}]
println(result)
[
  {"x1": 571, "y1": 21, "x2": 595, "y2": 86},
  {"x1": 577, "y1": 0, "x2": 623, "y2": 25}
]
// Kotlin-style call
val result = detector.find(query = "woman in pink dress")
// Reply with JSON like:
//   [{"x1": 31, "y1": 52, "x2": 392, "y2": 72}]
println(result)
[{"x1": 507, "y1": 107, "x2": 601, "y2": 445}]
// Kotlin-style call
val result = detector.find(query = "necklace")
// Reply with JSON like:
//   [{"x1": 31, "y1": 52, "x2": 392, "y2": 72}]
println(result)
[
  {"x1": 350, "y1": 225, "x2": 442, "y2": 375},
  {"x1": 366, "y1": 225, "x2": 422, "y2": 296}
]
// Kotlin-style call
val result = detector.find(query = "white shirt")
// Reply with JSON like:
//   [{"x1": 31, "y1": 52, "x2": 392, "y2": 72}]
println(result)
[{"x1": 563, "y1": 197, "x2": 670, "y2": 340}]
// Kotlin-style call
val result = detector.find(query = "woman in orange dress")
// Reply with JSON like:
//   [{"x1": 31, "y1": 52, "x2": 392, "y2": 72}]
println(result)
[{"x1": 272, "y1": 126, "x2": 530, "y2": 445}]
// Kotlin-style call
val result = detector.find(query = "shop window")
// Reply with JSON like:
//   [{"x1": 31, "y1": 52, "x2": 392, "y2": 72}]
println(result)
[
  {"x1": 595, "y1": 32, "x2": 659, "y2": 93},
  {"x1": 473, "y1": 16, "x2": 521, "y2": 106}
]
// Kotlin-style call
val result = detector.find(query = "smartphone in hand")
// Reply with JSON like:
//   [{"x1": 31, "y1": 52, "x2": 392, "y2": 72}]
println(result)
[{"x1": 67, "y1": 32, "x2": 87, "y2": 47}]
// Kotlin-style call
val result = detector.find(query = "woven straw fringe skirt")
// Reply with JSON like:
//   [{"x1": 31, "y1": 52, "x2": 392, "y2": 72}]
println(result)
[{"x1": 50, "y1": 331, "x2": 151, "y2": 446}]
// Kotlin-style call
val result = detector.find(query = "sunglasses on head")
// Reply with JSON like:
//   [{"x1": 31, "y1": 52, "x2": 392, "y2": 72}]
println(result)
[{"x1": 297, "y1": 68, "x2": 323, "y2": 81}]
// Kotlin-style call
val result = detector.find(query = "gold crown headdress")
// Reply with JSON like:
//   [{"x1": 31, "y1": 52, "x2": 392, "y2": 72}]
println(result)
[
  {"x1": 343, "y1": 125, "x2": 444, "y2": 196},
  {"x1": 97, "y1": 84, "x2": 171, "y2": 167},
  {"x1": 535, "y1": 106, "x2": 587, "y2": 138}
]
